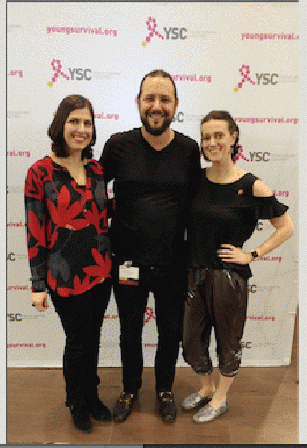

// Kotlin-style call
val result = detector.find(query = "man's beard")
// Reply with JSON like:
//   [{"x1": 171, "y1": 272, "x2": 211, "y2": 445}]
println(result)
[{"x1": 141, "y1": 114, "x2": 173, "y2": 136}]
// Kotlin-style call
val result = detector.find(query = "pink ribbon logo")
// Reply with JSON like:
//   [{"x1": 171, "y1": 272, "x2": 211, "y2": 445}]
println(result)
[
  {"x1": 234, "y1": 145, "x2": 249, "y2": 164},
  {"x1": 142, "y1": 17, "x2": 164, "y2": 47},
  {"x1": 144, "y1": 306, "x2": 156, "y2": 324},
  {"x1": 234, "y1": 65, "x2": 255, "y2": 92},
  {"x1": 47, "y1": 59, "x2": 70, "y2": 87}
]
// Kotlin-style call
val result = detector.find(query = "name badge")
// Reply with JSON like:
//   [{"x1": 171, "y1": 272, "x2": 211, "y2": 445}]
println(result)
[{"x1": 119, "y1": 261, "x2": 139, "y2": 286}]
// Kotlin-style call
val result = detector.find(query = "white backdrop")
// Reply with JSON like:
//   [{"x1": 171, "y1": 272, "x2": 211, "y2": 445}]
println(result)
[{"x1": 7, "y1": 2, "x2": 298, "y2": 368}]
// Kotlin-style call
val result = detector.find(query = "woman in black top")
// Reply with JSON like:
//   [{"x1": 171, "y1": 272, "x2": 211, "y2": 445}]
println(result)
[{"x1": 182, "y1": 110, "x2": 294, "y2": 423}]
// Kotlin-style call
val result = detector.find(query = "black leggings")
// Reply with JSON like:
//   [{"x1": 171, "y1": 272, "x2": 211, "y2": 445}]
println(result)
[
  {"x1": 183, "y1": 268, "x2": 248, "y2": 377},
  {"x1": 50, "y1": 281, "x2": 111, "y2": 406}
]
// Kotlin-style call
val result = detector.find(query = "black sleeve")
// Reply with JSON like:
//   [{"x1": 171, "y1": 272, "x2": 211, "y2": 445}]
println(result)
[
  {"x1": 242, "y1": 173, "x2": 289, "y2": 220},
  {"x1": 191, "y1": 142, "x2": 202, "y2": 197},
  {"x1": 186, "y1": 141, "x2": 202, "y2": 210},
  {"x1": 254, "y1": 196, "x2": 289, "y2": 220},
  {"x1": 99, "y1": 136, "x2": 115, "y2": 183}
]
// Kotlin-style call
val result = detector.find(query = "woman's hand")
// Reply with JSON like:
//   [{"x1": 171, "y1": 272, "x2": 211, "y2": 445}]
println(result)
[
  {"x1": 32, "y1": 292, "x2": 48, "y2": 312},
  {"x1": 217, "y1": 244, "x2": 253, "y2": 265}
]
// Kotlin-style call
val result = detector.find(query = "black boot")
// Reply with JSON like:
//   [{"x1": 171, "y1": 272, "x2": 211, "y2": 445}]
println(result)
[
  {"x1": 86, "y1": 395, "x2": 112, "y2": 422},
  {"x1": 69, "y1": 402, "x2": 92, "y2": 434}
]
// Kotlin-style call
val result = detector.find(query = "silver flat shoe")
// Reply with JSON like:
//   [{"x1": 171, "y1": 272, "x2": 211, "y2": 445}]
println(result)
[
  {"x1": 182, "y1": 392, "x2": 214, "y2": 410},
  {"x1": 193, "y1": 400, "x2": 228, "y2": 423}
]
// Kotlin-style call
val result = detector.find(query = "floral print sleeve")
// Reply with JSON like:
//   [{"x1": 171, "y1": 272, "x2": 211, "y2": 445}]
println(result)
[
  {"x1": 25, "y1": 156, "x2": 112, "y2": 297},
  {"x1": 24, "y1": 163, "x2": 49, "y2": 292}
]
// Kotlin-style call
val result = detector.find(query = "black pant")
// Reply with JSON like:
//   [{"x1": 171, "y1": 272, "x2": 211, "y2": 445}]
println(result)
[
  {"x1": 50, "y1": 281, "x2": 111, "y2": 407},
  {"x1": 183, "y1": 268, "x2": 248, "y2": 377},
  {"x1": 113, "y1": 262, "x2": 186, "y2": 394}
]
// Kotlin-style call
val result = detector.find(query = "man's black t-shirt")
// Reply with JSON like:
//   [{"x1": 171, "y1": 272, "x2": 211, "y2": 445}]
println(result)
[{"x1": 100, "y1": 128, "x2": 201, "y2": 265}]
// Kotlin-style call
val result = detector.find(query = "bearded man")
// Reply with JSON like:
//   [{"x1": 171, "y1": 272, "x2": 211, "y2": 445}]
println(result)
[{"x1": 100, "y1": 69, "x2": 201, "y2": 423}]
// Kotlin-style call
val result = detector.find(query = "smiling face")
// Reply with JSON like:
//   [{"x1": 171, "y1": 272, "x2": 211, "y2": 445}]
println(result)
[
  {"x1": 137, "y1": 76, "x2": 178, "y2": 136},
  {"x1": 63, "y1": 108, "x2": 93, "y2": 154},
  {"x1": 201, "y1": 119, "x2": 237, "y2": 163}
]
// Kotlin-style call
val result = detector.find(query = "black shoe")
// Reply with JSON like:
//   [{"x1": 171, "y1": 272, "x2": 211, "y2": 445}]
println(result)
[
  {"x1": 158, "y1": 392, "x2": 177, "y2": 422},
  {"x1": 69, "y1": 403, "x2": 92, "y2": 434},
  {"x1": 113, "y1": 392, "x2": 136, "y2": 422},
  {"x1": 87, "y1": 396, "x2": 112, "y2": 422}
]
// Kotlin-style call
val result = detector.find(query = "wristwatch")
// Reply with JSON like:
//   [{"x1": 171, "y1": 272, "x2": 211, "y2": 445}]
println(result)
[{"x1": 250, "y1": 250, "x2": 259, "y2": 260}]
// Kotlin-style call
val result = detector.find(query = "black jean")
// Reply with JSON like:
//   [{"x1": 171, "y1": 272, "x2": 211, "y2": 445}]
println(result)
[
  {"x1": 183, "y1": 268, "x2": 248, "y2": 377},
  {"x1": 112, "y1": 262, "x2": 187, "y2": 394},
  {"x1": 50, "y1": 281, "x2": 111, "y2": 407}
]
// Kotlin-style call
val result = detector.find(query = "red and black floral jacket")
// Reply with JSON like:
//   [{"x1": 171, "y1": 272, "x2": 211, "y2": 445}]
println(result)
[{"x1": 24, "y1": 156, "x2": 111, "y2": 297}]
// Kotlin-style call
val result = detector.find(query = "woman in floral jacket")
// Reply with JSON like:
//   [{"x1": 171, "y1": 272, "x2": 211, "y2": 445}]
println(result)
[{"x1": 25, "y1": 95, "x2": 112, "y2": 433}]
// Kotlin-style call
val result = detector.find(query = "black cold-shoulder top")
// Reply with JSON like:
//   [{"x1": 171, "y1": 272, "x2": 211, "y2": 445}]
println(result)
[{"x1": 188, "y1": 169, "x2": 289, "y2": 279}]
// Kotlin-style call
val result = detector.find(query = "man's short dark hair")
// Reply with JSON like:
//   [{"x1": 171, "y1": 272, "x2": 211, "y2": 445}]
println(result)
[
  {"x1": 137, "y1": 69, "x2": 178, "y2": 100},
  {"x1": 200, "y1": 110, "x2": 239, "y2": 161},
  {"x1": 48, "y1": 94, "x2": 96, "y2": 159}
]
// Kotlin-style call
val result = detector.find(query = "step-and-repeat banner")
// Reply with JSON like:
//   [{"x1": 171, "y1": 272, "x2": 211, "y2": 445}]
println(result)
[{"x1": 7, "y1": 2, "x2": 298, "y2": 368}]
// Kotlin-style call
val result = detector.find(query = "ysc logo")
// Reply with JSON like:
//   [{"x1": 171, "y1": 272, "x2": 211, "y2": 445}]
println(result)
[
  {"x1": 172, "y1": 112, "x2": 184, "y2": 123},
  {"x1": 47, "y1": 59, "x2": 92, "y2": 87},
  {"x1": 7, "y1": 313, "x2": 23, "y2": 322},
  {"x1": 142, "y1": 17, "x2": 187, "y2": 47},
  {"x1": 234, "y1": 64, "x2": 278, "y2": 92},
  {"x1": 234, "y1": 145, "x2": 270, "y2": 164}
]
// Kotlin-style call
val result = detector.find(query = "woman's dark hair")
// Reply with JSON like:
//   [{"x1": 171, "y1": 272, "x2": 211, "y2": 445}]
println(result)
[
  {"x1": 48, "y1": 94, "x2": 96, "y2": 159},
  {"x1": 200, "y1": 110, "x2": 239, "y2": 161}
]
